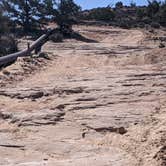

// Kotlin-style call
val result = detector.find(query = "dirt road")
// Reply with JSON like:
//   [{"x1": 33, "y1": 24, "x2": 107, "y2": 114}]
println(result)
[{"x1": 0, "y1": 26, "x2": 165, "y2": 166}]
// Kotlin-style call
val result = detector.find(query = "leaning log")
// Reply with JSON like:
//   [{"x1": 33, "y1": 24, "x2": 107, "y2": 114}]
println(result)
[{"x1": 0, "y1": 29, "x2": 56, "y2": 68}]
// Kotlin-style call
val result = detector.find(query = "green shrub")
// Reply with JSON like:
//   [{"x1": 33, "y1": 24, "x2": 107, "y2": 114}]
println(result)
[
  {"x1": 116, "y1": 19, "x2": 133, "y2": 29},
  {"x1": 0, "y1": 11, "x2": 18, "y2": 57},
  {"x1": 1, "y1": 0, "x2": 44, "y2": 33},
  {"x1": 49, "y1": 33, "x2": 63, "y2": 43},
  {"x1": 147, "y1": 0, "x2": 160, "y2": 18},
  {"x1": 88, "y1": 7, "x2": 115, "y2": 21},
  {"x1": 115, "y1": 1, "x2": 123, "y2": 9},
  {"x1": 0, "y1": 11, "x2": 9, "y2": 35},
  {"x1": 136, "y1": 8, "x2": 147, "y2": 20},
  {"x1": 151, "y1": 22, "x2": 160, "y2": 28},
  {"x1": 137, "y1": 22, "x2": 146, "y2": 28},
  {"x1": 0, "y1": 35, "x2": 18, "y2": 57}
]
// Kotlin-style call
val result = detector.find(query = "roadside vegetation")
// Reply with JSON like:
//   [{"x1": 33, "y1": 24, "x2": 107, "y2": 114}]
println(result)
[
  {"x1": 0, "y1": 0, "x2": 166, "y2": 58},
  {"x1": 0, "y1": 0, "x2": 81, "y2": 58},
  {"x1": 80, "y1": 0, "x2": 166, "y2": 28},
  {"x1": 0, "y1": 11, "x2": 18, "y2": 57}
]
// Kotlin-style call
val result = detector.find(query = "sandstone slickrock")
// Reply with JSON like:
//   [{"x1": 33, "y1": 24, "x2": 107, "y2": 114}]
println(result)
[{"x1": 0, "y1": 26, "x2": 165, "y2": 166}]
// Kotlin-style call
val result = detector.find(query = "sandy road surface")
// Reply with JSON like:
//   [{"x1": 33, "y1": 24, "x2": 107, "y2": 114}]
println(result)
[{"x1": 0, "y1": 26, "x2": 166, "y2": 166}]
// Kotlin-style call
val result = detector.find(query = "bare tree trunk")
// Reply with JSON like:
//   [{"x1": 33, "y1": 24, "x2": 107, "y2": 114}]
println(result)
[{"x1": 0, "y1": 29, "x2": 56, "y2": 68}]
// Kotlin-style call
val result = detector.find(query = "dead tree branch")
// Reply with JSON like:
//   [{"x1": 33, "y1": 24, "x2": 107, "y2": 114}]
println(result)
[{"x1": 0, "y1": 29, "x2": 56, "y2": 68}]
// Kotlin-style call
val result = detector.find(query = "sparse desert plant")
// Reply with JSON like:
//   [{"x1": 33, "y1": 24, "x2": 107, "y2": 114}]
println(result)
[
  {"x1": 49, "y1": 32, "x2": 63, "y2": 42},
  {"x1": 1, "y1": 0, "x2": 44, "y2": 33},
  {"x1": 0, "y1": 11, "x2": 9, "y2": 35},
  {"x1": 130, "y1": 1, "x2": 136, "y2": 7},
  {"x1": 117, "y1": 19, "x2": 132, "y2": 29},
  {"x1": 44, "y1": 0, "x2": 81, "y2": 36},
  {"x1": 88, "y1": 7, "x2": 115, "y2": 21},
  {"x1": 0, "y1": 10, "x2": 18, "y2": 57},
  {"x1": 147, "y1": 0, "x2": 160, "y2": 18},
  {"x1": 136, "y1": 8, "x2": 147, "y2": 20},
  {"x1": 137, "y1": 22, "x2": 146, "y2": 28},
  {"x1": 0, "y1": 35, "x2": 18, "y2": 57},
  {"x1": 151, "y1": 22, "x2": 160, "y2": 28},
  {"x1": 115, "y1": 1, "x2": 123, "y2": 9},
  {"x1": 157, "y1": 1, "x2": 166, "y2": 26}
]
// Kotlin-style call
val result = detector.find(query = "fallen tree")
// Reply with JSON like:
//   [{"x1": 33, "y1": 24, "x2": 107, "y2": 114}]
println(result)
[
  {"x1": 0, "y1": 27, "x2": 97, "y2": 68},
  {"x1": 0, "y1": 29, "x2": 56, "y2": 68}
]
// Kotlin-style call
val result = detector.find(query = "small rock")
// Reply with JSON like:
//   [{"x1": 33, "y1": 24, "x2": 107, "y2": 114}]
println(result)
[
  {"x1": 2, "y1": 70, "x2": 10, "y2": 76},
  {"x1": 30, "y1": 91, "x2": 44, "y2": 99},
  {"x1": 43, "y1": 158, "x2": 48, "y2": 161},
  {"x1": 117, "y1": 127, "x2": 127, "y2": 135},
  {"x1": 159, "y1": 43, "x2": 165, "y2": 48},
  {"x1": 39, "y1": 52, "x2": 51, "y2": 60}
]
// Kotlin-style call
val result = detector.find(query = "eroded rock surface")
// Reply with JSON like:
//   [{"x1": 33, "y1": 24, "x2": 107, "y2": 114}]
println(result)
[{"x1": 0, "y1": 26, "x2": 165, "y2": 166}]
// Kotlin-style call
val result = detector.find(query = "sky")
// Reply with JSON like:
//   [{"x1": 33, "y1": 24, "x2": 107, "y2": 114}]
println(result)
[{"x1": 75, "y1": 0, "x2": 159, "y2": 9}]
